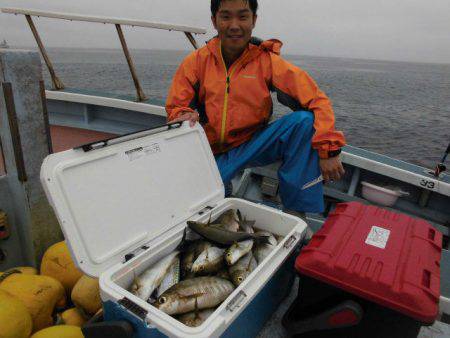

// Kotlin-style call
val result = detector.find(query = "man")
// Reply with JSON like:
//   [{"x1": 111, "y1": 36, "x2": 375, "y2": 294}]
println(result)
[{"x1": 166, "y1": 0, "x2": 345, "y2": 214}]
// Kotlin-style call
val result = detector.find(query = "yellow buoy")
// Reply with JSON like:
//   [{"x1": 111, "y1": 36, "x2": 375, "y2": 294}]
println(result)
[
  {"x1": 0, "y1": 289, "x2": 33, "y2": 338},
  {"x1": 71, "y1": 275, "x2": 102, "y2": 316},
  {"x1": 58, "y1": 307, "x2": 87, "y2": 327},
  {"x1": 40, "y1": 241, "x2": 83, "y2": 294},
  {"x1": 0, "y1": 266, "x2": 38, "y2": 277},
  {"x1": 30, "y1": 325, "x2": 84, "y2": 338},
  {"x1": 0, "y1": 274, "x2": 66, "y2": 332}
]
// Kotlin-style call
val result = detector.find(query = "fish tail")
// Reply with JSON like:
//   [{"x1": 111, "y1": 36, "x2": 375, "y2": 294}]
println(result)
[
  {"x1": 237, "y1": 209, "x2": 243, "y2": 222},
  {"x1": 256, "y1": 235, "x2": 272, "y2": 245},
  {"x1": 176, "y1": 228, "x2": 188, "y2": 251},
  {"x1": 194, "y1": 297, "x2": 200, "y2": 319}
]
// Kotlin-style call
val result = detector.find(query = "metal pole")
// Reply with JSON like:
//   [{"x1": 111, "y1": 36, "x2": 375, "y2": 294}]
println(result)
[
  {"x1": 2, "y1": 82, "x2": 27, "y2": 182},
  {"x1": 25, "y1": 15, "x2": 64, "y2": 90},
  {"x1": 39, "y1": 81, "x2": 53, "y2": 154},
  {"x1": 184, "y1": 32, "x2": 199, "y2": 49},
  {"x1": 115, "y1": 24, "x2": 147, "y2": 102}
]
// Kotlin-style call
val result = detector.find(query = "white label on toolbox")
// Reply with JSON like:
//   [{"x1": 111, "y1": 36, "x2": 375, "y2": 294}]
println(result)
[
  {"x1": 125, "y1": 143, "x2": 161, "y2": 161},
  {"x1": 365, "y1": 226, "x2": 390, "y2": 249}
]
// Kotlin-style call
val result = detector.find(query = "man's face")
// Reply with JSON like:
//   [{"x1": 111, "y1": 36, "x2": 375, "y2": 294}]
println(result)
[{"x1": 212, "y1": 0, "x2": 257, "y2": 55}]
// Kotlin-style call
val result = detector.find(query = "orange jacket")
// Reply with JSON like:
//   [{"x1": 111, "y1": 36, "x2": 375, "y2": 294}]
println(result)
[{"x1": 166, "y1": 37, "x2": 346, "y2": 157}]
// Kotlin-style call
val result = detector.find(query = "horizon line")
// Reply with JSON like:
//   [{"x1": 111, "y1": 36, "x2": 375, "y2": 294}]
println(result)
[{"x1": 5, "y1": 44, "x2": 450, "y2": 66}]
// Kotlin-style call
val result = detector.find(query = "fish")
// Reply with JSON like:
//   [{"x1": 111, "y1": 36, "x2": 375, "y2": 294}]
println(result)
[
  {"x1": 216, "y1": 269, "x2": 231, "y2": 281},
  {"x1": 156, "y1": 257, "x2": 180, "y2": 298},
  {"x1": 187, "y1": 220, "x2": 271, "y2": 246},
  {"x1": 239, "y1": 221, "x2": 255, "y2": 234},
  {"x1": 255, "y1": 231, "x2": 277, "y2": 246},
  {"x1": 225, "y1": 239, "x2": 254, "y2": 265},
  {"x1": 275, "y1": 234, "x2": 284, "y2": 244},
  {"x1": 181, "y1": 240, "x2": 212, "y2": 278},
  {"x1": 253, "y1": 231, "x2": 277, "y2": 264},
  {"x1": 253, "y1": 244, "x2": 276, "y2": 264},
  {"x1": 228, "y1": 253, "x2": 257, "y2": 287},
  {"x1": 177, "y1": 308, "x2": 215, "y2": 327},
  {"x1": 155, "y1": 276, "x2": 235, "y2": 315},
  {"x1": 212, "y1": 209, "x2": 240, "y2": 232},
  {"x1": 130, "y1": 251, "x2": 179, "y2": 301},
  {"x1": 192, "y1": 246, "x2": 225, "y2": 275},
  {"x1": 236, "y1": 210, "x2": 256, "y2": 233}
]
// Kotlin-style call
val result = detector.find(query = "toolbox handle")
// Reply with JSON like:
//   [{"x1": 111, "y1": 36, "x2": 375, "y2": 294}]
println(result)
[
  {"x1": 420, "y1": 269, "x2": 441, "y2": 301},
  {"x1": 282, "y1": 300, "x2": 363, "y2": 335},
  {"x1": 75, "y1": 121, "x2": 183, "y2": 152}
]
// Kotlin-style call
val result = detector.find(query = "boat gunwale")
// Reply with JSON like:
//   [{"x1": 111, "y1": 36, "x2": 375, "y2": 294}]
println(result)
[{"x1": 1, "y1": 7, "x2": 207, "y2": 34}]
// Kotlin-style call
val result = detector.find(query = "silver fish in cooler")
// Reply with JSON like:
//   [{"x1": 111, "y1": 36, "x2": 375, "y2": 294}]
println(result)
[
  {"x1": 130, "y1": 251, "x2": 179, "y2": 301},
  {"x1": 253, "y1": 231, "x2": 278, "y2": 263},
  {"x1": 213, "y1": 209, "x2": 240, "y2": 232},
  {"x1": 181, "y1": 240, "x2": 212, "y2": 278},
  {"x1": 177, "y1": 308, "x2": 215, "y2": 327},
  {"x1": 187, "y1": 220, "x2": 270, "y2": 245},
  {"x1": 228, "y1": 252, "x2": 257, "y2": 287},
  {"x1": 191, "y1": 246, "x2": 225, "y2": 274},
  {"x1": 225, "y1": 239, "x2": 254, "y2": 265},
  {"x1": 156, "y1": 257, "x2": 180, "y2": 298},
  {"x1": 155, "y1": 276, "x2": 235, "y2": 315}
]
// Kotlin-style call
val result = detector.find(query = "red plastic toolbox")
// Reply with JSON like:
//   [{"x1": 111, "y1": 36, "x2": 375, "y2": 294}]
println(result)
[{"x1": 296, "y1": 202, "x2": 442, "y2": 324}]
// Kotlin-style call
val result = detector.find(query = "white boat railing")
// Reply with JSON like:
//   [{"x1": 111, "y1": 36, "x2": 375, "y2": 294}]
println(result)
[{"x1": 1, "y1": 7, "x2": 207, "y2": 101}]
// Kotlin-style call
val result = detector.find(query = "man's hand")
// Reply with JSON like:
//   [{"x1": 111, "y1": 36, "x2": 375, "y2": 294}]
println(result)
[
  {"x1": 170, "y1": 111, "x2": 199, "y2": 127},
  {"x1": 320, "y1": 156, "x2": 345, "y2": 182}
]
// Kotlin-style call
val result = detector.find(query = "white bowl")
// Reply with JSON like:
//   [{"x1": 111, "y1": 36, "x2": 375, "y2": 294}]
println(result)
[{"x1": 361, "y1": 181, "x2": 408, "y2": 207}]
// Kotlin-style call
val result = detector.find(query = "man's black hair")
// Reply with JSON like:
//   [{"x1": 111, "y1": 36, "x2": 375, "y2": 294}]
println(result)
[{"x1": 211, "y1": 0, "x2": 258, "y2": 17}]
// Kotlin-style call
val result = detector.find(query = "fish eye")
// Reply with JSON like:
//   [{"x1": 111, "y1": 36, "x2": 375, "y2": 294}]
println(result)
[
  {"x1": 237, "y1": 276, "x2": 243, "y2": 282},
  {"x1": 199, "y1": 266, "x2": 204, "y2": 271},
  {"x1": 159, "y1": 297, "x2": 167, "y2": 304},
  {"x1": 226, "y1": 252, "x2": 232, "y2": 257}
]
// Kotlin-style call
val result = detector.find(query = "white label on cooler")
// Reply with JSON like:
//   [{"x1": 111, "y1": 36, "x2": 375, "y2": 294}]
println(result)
[
  {"x1": 125, "y1": 143, "x2": 161, "y2": 161},
  {"x1": 365, "y1": 226, "x2": 390, "y2": 249}
]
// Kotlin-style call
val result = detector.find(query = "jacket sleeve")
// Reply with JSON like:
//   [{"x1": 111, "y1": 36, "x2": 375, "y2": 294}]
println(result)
[
  {"x1": 165, "y1": 51, "x2": 199, "y2": 122},
  {"x1": 270, "y1": 53, "x2": 346, "y2": 158}
]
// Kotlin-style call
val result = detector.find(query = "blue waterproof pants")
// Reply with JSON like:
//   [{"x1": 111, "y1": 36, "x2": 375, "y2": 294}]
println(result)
[{"x1": 215, "y1": 111, "x2": 324, "y2": 213}]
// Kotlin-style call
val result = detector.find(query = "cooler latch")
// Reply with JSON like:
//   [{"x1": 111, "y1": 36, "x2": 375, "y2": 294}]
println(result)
[
  {"x1": 76, "y1": 122, "x2": 182, "y2": 152},
  {"x1": 226, "y1": 290, "x2": 247, "y2": 312},
  {"x1": 284, "y1": 235, "x2": 297, "y2": 249},
  {"x1": 198, "y1": 205, "x2": 215, "y2": 216},
  {"x1": 123, "y1": 245, "x2": 150, "y2": 263},
  {"x1": 118, "y1": 297, "x2": 148, "y2": 321}
]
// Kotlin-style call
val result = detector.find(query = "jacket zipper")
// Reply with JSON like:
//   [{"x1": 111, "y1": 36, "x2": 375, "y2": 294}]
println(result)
[{"x1": 219, "y1": 48, "x2": 246, "y2": 148}]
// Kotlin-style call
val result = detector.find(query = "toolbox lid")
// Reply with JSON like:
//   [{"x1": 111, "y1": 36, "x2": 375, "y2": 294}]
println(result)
[
  {"x1": 296, "y1": 202, "x2": 442, "y2": 323},
  {"x1": 40, "y1": 123, "x2": 224, "y2": 277}
]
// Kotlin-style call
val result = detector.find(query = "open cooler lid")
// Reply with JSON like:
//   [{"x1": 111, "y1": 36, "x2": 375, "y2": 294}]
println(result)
[{"x1": 41, "y1": 123, "x2": 224, "y2": 277}]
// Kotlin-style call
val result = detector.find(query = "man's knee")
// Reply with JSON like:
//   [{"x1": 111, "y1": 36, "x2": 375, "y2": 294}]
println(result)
[{"x1": 286, "y1": 111, "x2": 314, "y2": 131}]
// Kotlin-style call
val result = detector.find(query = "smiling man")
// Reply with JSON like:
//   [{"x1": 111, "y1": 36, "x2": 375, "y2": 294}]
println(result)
[{"x1": 166, "y1": 0, "x2": 346, "y2": 214}]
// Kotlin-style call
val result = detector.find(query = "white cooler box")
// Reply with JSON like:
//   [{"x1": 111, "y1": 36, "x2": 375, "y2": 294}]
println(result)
[{"x1": 41, "y1": 122, "x2": 307, "y2": 338}]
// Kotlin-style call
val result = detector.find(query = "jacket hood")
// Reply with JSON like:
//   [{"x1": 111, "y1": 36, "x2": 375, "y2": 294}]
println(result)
[{"x1": 259, "y1": 39, "x2": 282, "y2": 55}]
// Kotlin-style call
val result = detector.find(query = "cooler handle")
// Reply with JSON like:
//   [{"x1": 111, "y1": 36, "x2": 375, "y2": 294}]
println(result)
[
  {"x1": 82, "y1": 321, "x2": 134, "y2": 338},
  {"x1": 76, "y1": 121, "x2": 183, "y2": 152}
]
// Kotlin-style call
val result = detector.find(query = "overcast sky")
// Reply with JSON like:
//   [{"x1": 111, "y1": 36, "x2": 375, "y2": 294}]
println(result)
[{"x1": 1, "y1": 0, "x2": 449, "y2": 64}]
